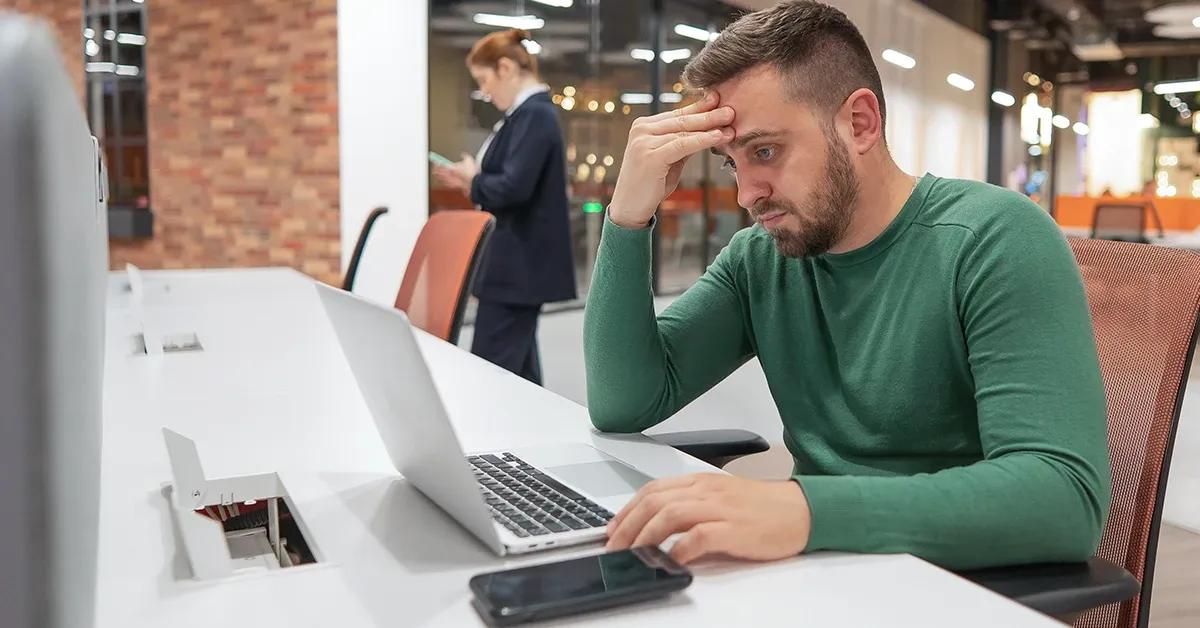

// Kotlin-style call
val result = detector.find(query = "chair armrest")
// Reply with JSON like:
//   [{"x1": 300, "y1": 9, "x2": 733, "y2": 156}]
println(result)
[
  {"x1": 650, "y1": 429, "x2": 770, "y2": 469},
  {"x1": 958, "y1": 557, "x2": 1139, "y2": 616}
]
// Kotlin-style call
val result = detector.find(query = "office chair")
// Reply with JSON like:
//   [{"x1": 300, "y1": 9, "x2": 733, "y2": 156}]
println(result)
[
  {"x1": 968, "y1": 237, "x2": 1200, "y2": 628},
  {"x1": 1091, "y1": 203, "x2": 1164, "y2": 244},
  {"x1": 658, "y1": 238, "x2": 1200, "y2": 628},
  {"x1": 342, "y1": 206, "x2": 391, "y2": 292},
  {"x1": 393, "y1": 210, "x2": 494, "y2": 345},
  {"x1": 342, "y1": 207, "x2": 494, "y2": 345}
]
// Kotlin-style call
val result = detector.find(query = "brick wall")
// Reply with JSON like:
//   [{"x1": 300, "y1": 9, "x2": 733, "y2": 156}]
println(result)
[{"x1": 1, "y1": 0, "x2": 342, "y2": 285}]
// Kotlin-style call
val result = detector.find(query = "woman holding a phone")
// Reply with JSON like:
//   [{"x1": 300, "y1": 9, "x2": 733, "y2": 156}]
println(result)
[{"x1": 434, "y1": 28, "x2": 575, "y2": 385}]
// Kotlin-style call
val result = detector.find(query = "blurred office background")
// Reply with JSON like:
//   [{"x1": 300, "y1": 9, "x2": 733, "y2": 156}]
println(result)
[
  {"x1": 10, "y1": 0, "x2": 1184, "y2": 303},
  {"x1": 0, "y1": 0, "x2": 983, "y2": 305},
  {"x1": 13, "y1": 0, "x2": 1200, "y2": 305}
]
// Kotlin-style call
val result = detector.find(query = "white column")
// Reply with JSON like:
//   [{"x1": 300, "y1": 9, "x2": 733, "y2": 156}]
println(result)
[{"x1": 337, "y1": 0, "x2": 429, "y2": 305}]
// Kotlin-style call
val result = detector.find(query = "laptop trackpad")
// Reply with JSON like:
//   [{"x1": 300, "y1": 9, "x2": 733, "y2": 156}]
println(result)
[{"x1": 546, "y1": 461, "x2": 652, "y2": 498}]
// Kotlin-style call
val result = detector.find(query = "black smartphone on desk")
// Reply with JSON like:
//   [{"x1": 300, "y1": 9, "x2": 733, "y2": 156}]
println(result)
[{"x1": 469, "y1": 546, "x2": 693, "y2": 626}]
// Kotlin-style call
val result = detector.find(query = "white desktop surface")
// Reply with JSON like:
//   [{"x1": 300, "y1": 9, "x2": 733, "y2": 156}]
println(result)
[{"x1": 97, "y1": 268, "x2": 1060, "y2": 627}]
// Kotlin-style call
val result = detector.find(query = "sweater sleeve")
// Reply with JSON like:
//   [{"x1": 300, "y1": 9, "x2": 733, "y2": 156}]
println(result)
[
  {"x1": 583, "y1": 215, "x2": 755, "y2": 432},
  {"x1": 798, "y1": 204, "x2": 1112, "y2": 569}
]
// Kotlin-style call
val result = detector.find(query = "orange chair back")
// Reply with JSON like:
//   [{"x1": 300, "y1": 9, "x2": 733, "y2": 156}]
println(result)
[
  {"x1": 394, "y1": 210, "x2": 494, "y2": 344},
  {"x1": 1071, "y1": 238, "x2": 1200, "y2": 628}
]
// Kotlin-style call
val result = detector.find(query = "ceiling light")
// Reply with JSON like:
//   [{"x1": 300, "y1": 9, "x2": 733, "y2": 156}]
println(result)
[
  {"x1": 1029, "y1": 145, "x2": 1043, "y2": 156},
  {"x1": 116, "y1": 33, "x2": 146, "y2": 46},
  {"x1": 563, "y1": 85, "x2": 576, "y2": 97},
  {"x1": 560, "y1": 96, "x2": 575, "y2": 110},
  {"x1": 603, "y1": 101, "x2": 614, "y2": 113},
  {"x1": 1146, "y1": 3, "x2": 1200, "y2": 23},
  {"x1": 521, "y1": 39, "x2": 542, "y2": 55},
  {"x1": 1155, "y1": 79, "x2": 1200, "y2": 94},
  {"x1": 1073, "y1": 122, "x2": 1089, "y2": 135},
  {"x1": 660, "y1": 48, "x2": 692, "y2": 64},
  {"x1": 991, "y1": 91, "x2": 1016, "y2": 107},
  {"x1": 472, "y1": 14, "x2": 545, "y2": 30},
  {"x1": 674, "y1": 24, "x2": 719, "y2": 42},
  {"x1": 83, "y1": 28, "x2": 95, "y2": 38},
  {"x1": 630, "y1": 48, "x2": 655, "y2": 62},
  {"x1": 587, "y1": 100, "x2": 598, "y2": 111},
  {"x1": 1139, "y1": 113, "x2": 1161, "y2": 128},
  {"x1": 946, "y1": 73, "x2": 975, "y2": 92},
  {"x1": 660, "y1": 93, "x2": 683, "y2": 103},
  {"x1": 1154, "y1": 23, "x2": 1200, "y2": 39},
  {"x1": 85, "y1": 40, "x2": 100, "y2": 57},
  {"x1": 531, "y1": 0, "x2": 573, "y2": 7},
  {"x1": 881, "y1": 49, "x2": 916, "y2": 69},
  {"x1": 621, "y1": 92, "x2": 653, "y2": 105},
  {"x1": 1052, "y1": 114, "x2": 1070, "y2": 129},
  {"x1": 103, "y1": 29, "x2": 115, "y2": 40}
]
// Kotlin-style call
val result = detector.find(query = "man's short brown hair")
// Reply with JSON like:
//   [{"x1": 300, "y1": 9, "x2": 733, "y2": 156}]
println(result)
[{"x1": 681, "y1": 1, "x2": 886, "y2": 130}]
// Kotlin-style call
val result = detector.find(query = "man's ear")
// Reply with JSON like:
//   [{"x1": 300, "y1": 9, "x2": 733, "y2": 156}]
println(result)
[{"x1": 841, "y1": 87, "x2": 883, "y2": 155}]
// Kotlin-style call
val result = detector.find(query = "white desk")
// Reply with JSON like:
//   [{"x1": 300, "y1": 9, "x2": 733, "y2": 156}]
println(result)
[{"x1": 98, "y1": 268, "x2": 1059, "y2": 627}]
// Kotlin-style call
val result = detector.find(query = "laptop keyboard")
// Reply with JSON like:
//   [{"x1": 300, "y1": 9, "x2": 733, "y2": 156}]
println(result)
[{"x1": 467, "y1": 453, "x2": 615, "y2": 538}]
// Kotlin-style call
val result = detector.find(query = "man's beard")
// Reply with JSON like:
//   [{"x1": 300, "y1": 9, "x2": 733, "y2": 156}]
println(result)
[{"x1": 752, "y1": 129, "x2": 859, "y2": 258}]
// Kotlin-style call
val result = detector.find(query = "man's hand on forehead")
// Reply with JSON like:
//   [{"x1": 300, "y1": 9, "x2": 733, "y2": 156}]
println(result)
[{"x1": 607, "y1": 92, "x2": 736, "y2": 228}]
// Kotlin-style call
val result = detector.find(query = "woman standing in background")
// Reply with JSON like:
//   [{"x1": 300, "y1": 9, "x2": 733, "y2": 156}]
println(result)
[{"x1": 435, "y1": 28, "x2": 576, "y2": 385}]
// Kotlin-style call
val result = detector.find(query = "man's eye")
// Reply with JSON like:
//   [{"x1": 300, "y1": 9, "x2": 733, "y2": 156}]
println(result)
[{"x1": 755, "y1": 146, "x2": 775, "y2": 161}]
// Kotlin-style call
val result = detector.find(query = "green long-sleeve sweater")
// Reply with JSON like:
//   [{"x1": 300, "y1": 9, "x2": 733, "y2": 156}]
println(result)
[{"x1": 584, "y1": 174, "x2": 1112, "y2": 569}]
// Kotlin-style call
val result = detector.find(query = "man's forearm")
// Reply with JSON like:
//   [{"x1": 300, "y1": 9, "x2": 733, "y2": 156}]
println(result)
[
  {"x1": 583, "y1": 215, "x2": 672, "y2": 432},
  {"x1": 798, "y1": 451, "x2": 1108, "y2": 569}
]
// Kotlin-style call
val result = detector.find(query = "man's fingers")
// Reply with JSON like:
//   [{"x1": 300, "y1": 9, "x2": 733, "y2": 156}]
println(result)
[
  {"x1": 641, "y1": 91, "x2": 719, "y2": 123},
  {"x1": 644, "y1": 125, "x2": 734, "y2": 150},
  {"x1": 654, "y1": 128, "x2": 734, "y2": 164},
  {"x1": 641, "y1": 106, "x2": 734, "y2": 135},
  {"x1": 668, "y1": 521, "x2": 736, "y2": 565},
  {"x1": 629, "y1": 500, "x2": 720, "y2": 549},
  {"x1": 607, "y1": 475, "x2": 700, "y2": 535},
  {"x1": 606, "y1": 485, "x2": 701, "y2": 551}
]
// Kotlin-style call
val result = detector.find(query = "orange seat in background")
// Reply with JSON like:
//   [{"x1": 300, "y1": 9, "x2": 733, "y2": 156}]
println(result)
[{"x1": 1056, "y1": 196, "x2": 1200, "y2": 231}]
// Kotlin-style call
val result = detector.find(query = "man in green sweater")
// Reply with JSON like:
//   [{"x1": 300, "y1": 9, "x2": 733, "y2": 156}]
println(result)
[{"x1": 587, "y1": 0, "x2": 1111, "y2": 569}]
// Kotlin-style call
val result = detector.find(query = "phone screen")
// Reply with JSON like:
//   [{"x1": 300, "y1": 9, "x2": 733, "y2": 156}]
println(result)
[
  {"x1": 428, "y1": 151, "x2": 453, "y2": 167},
  {"x1": 472, "y1": 547, "x2": 687, "y2": 612}
]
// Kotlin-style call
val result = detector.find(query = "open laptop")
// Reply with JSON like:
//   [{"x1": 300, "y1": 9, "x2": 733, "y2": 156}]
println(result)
[{"x1": 316, "y1": 283, "x2": 658, "y2": 556}]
